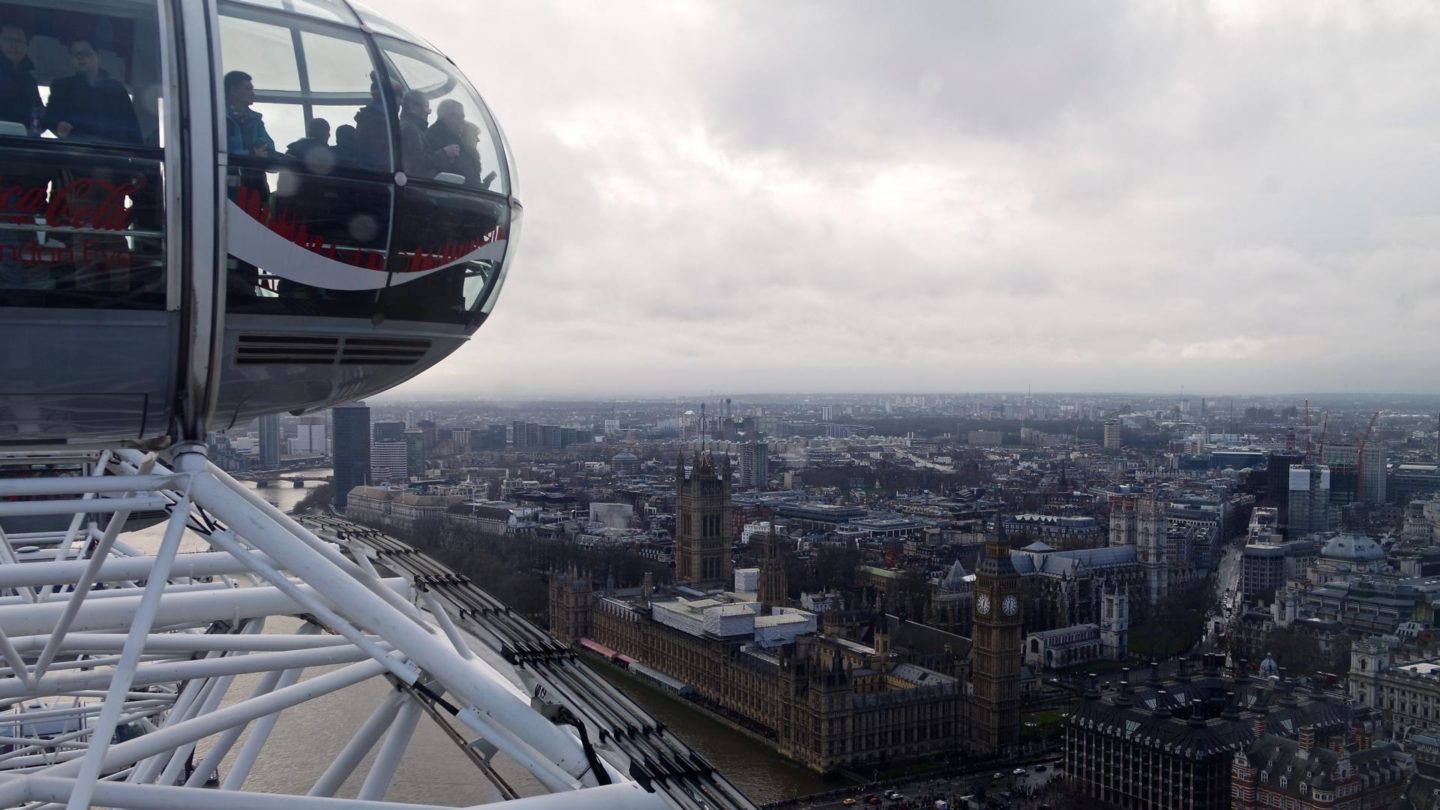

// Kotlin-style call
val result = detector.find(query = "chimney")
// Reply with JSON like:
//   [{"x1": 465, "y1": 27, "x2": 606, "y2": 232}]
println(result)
[
  {"x1": 1298, "y1": 725, "x2": 1316, "y2": 758},
  {"x1": 1188, "y1": 699, "x2": 1206, "y2": 728},
  {"x1": 1152, "y1": 690, "x2": 1172, "y2": 720},
  {"x1": 1251, "y1": 710, "x2": 1268, "y2": 741}
]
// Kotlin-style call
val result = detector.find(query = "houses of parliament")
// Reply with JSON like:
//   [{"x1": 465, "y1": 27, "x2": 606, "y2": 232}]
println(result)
[{"x1": 548, "y1": 452, "x2": 1023, "y2": 773}]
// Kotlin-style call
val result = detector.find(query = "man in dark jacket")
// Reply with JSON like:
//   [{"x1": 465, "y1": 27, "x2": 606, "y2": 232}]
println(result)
[
  {"x1": 398, "y1": 89, "x2": 457, "y2": 180},
  {"x1": 0, "y1": 24, "x2": 40, "y2": 133},
  {"x1": 426, "y1": 99, "x2": 481, "y2": 186},
  {"x1": 42, "y1": 39, "x2": 142, "y2": 144},
  {"x1": 285, "y1": 117, "x2": 332, "y2": 168}
]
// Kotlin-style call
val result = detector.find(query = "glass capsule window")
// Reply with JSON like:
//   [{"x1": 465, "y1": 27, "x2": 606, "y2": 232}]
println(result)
[
  {"x1": 378, "y1": 40, "x2": 507, "y2": 195},
  {"x1": 0, "y1": 0, "x2": 165, "y2": 309},
  {"x1": 218, "y1": 0, "x2": 514, "y2": 328}
]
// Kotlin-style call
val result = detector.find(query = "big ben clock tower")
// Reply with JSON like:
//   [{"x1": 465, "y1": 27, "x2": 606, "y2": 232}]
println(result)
[{"x1": 970, "y1": 537, "x2": 1022, "y2": 757}]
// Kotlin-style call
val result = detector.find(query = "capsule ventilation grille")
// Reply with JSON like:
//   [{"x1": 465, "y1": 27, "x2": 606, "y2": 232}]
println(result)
[{"x1": 236, "y1": 335, "x2": 430, "y2": 366}]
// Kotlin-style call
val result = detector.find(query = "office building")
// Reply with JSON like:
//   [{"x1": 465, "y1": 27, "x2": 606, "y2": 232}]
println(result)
[
  {"x1": 738, "y1": 442, "x2": 769, "y2": 490},
  {"x1": 1103, "y1": 421, "x2": 1122, "y2": 451},
  {"x1": 1266, "y1": 451, "x2": 1305, "y2": 527},
  {"x1": 1240, "y1": 539, "x2": 1317, "y2": 602},
  {"x1": 372, "y1": 421, "x2": 405, "y2": 443},
  {"x1": 1321, "y1": 443, "x2": 1387, "y2": 505},
  {"x1": 371, "y1": 440, "x2": 408, "y2": 482},
  {"x1": 1288, "y1": 465, "x2": 1333, "y2": 539},
  {"x1": 257, "y1": 414, "x2": 281, "y2": 469},
  {"x1": 1392, "y1": 464, "x2": 1440, "y2": 505},
  {"x1": 404, "y1": 429, "x2": 425, "y2": 478},
  {"x1": 1066, "y1": 662, "x2": 1355, "y2": 810},
  {"x1": 1232, "y1": 729, "x2": 1409, "y2": 810},
  {"x1": 289, "y1": 420, "x2": 326, "y2": 456},
  {"x1": 331, "y1": 402, "x2": 371, "y2": 511}
]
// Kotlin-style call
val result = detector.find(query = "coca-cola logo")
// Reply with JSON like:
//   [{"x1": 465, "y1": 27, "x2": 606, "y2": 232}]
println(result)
[
  {"x1": 0, "y1": 175, "x2": 137, "y2": 231},
  {"x1": 235, "y1": 185, "x2": 505, "y2": 273},
  {"x1": 0, "y1": 176, "x2": 141, "y2": 270}
]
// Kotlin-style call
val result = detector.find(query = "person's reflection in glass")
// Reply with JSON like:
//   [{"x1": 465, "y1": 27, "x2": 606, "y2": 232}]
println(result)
[
  {"x1": 0, "y1": 24, "x2": 40, "y2": 135},
  {"x1": 43, "y1": 39, "x2": 147, "y2": 293},
  {"x1": 0, "y1": 23, "x2": 41, "y2": 290},
  {"x1": 43, "y1": 38, "x2": 142, "y2": 145}
]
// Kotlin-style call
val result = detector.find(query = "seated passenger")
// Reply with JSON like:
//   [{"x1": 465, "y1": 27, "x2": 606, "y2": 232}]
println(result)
[
  {"x1": 398, "y1": 89, "x2": 458, "y2": 180},
  {"x1": 42, "y1": 38, "x2": 142, "y2": 144},
  {"x1": 285, "y1": 117, "x2": 333, "y2": 172},
  {"x1": 426, "y1": 100, "x2": 482, "y2": 185},
  {"x1": 0, "y1": 24, "x2": 39, "y2": 134}
]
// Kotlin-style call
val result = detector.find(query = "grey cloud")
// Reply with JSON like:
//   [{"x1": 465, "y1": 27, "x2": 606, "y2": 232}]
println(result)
[{"x1": 366, "y1": 0, "x2": 1440, "y2": 397}]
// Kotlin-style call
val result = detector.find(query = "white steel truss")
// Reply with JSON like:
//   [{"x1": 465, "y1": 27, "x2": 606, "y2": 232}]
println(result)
[{"x1": 0, "y1": 443, "x2": 745, "y2": 810}]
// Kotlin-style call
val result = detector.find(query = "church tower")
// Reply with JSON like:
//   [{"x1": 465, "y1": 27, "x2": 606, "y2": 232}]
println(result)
[
  {"x1": 548, "y1": 565, "x2": 593, "y2": 644},
  {"x1": 1134, "y1": 496, "x2": 1166, "y2": 607},
  {"x1": 970, "y1": 539, "x2": 1022, "y2": 757},
  {"x1": 758, "y1": 523, "x2": 788, "y2": 611},
  {"x1": 675, "y1": 451, "x2": 733, "y2": 590},
  {"x1": 1100, "y1": 587, "x2": 1129, "y2": 661}
]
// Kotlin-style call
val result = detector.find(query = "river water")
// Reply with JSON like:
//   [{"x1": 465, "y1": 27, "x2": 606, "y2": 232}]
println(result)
[
  {"x1": 122, "y1": 472, "x2": 824, "y2": 805},
  {"x1": 589, "y1": 660, "x2": 839, "y2": 803}
]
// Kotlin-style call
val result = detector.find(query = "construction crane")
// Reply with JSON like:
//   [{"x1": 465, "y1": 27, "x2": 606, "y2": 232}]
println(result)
[
  {"x1": 1355, "y1": 410, "x2": 1381, "y2": 502},
  {"x1": 1316, "y1": 410, "x2": 1330, "y2": 461}
]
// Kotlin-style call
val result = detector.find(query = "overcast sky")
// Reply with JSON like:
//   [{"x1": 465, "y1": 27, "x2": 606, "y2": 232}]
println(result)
[{"x1": 369, "y1": 0, "x2": 1440, "y2": 399}]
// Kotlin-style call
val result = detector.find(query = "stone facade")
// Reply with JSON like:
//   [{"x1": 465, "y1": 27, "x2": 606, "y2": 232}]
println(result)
[
  {"x1": 675, "y1": 453, "x2": 733, "y2": 590},
  {"x1": 1231, "y1": 727, "x2": 1410, "y2": 810},
  {"x1": 570, "y1": 587, "x2": 968, "y2": 773},
  {"x1": 1066, "y1": 661, "x2": 1356, "y2": 810}
]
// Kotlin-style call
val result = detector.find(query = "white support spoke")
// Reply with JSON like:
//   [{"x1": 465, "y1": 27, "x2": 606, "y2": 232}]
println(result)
[
  {"x1": 31, "y1": 488, "x2": 148, "y2": 680},
  {"x1": 204, "y1": 529, "x2": 416, "y2": 683},
  {"x1": 358, "y1": 696, "x2": 423, "y2": 801},
  {"x1": 308, "y1": 689, "x2": 406, "y2": 798},
  {"x1": 66, "y1": 493, "x2": 191, "y2": 810},
  {"x1": 0, "y1": 447, "x2": 695, "y2": 810},
  {"x1": 208, "y1": 623, "x2": 320, "y2": 791}
]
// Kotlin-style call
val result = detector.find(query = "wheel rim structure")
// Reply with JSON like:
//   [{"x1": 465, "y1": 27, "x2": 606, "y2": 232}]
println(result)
[{"x1": 0, "y1": 444, "x2": 753, "y2": 810}]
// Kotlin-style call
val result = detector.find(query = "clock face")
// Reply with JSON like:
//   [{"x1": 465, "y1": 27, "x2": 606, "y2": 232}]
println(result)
[
  {"x1": 976, "y1": 593, "x2": 991, "y2": 616},
  {"x1": 1003, "y1": 595, "x2": 1019, "y2": 617}
]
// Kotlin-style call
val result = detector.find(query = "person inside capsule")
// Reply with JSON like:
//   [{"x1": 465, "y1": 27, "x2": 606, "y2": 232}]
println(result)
[
  {"x1": 43, "y1": 38, "x2": 142, "y2": 145},
  {"x1": 399, "y1": 88, "x2": 458, "y2": 179},
  {"x1": 225, "y1": 70, "x2": 274, "y2": 206}
]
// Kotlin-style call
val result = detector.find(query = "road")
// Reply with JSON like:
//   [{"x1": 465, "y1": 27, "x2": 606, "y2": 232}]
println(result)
[{"x1": 789, "y1": 757, "x2": 1064, "y2": 810}]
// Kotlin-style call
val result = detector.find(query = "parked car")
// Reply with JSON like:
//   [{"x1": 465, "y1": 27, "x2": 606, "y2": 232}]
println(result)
[{"x1": 1013, "y1": 767, "x2": 1027, "y2": 776}]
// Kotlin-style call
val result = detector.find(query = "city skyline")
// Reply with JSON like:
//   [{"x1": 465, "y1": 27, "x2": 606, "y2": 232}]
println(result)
[{"x1": 369, "y1": 0, "x2": 1440, "y2": 398}]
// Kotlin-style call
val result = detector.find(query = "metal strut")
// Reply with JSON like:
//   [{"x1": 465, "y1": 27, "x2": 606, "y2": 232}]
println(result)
[{"x1": 0, "y1": 445, "x2": 674, "y2": 810}]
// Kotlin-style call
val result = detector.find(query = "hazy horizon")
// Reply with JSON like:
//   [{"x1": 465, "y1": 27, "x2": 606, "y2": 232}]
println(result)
[{"x1": 370, "y1": 0, "x2": 1440, "y2": 399}]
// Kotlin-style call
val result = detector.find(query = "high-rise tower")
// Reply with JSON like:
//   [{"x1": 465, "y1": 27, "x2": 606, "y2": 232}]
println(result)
[
  {"x1": 970, "y1": 539, "x2": 1023, "y2": 757},
  {"x1": 332, "y1": 402, "x2": 371, "y2": 511},
  {"x1": 257, "y1": 413, "x2": 282, "y2": 469},
  {"x1": 675, "y1": 452, "x2": 733, "y2": 590}
]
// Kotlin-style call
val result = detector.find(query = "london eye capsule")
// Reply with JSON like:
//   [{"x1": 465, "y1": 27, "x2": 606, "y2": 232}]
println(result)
[{"x1": 0, "y1": 0, "x2": 520, "y2": 446}]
